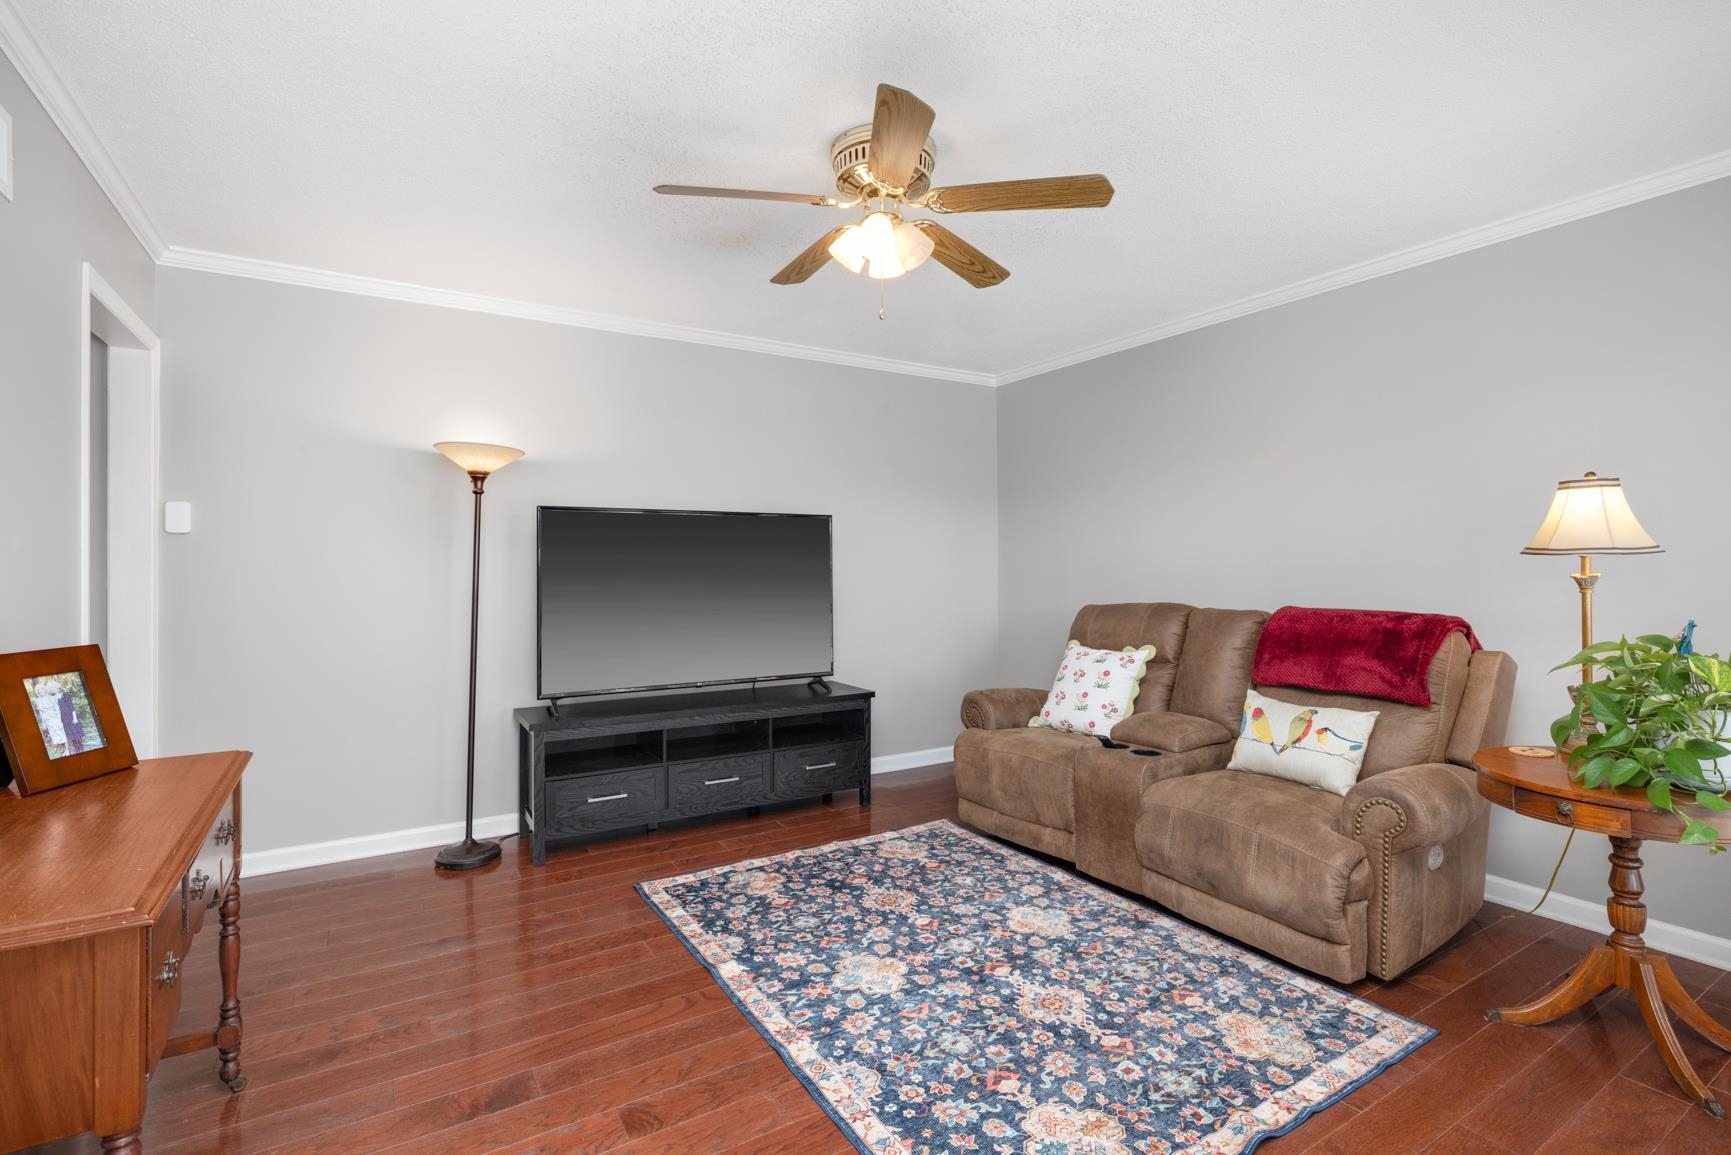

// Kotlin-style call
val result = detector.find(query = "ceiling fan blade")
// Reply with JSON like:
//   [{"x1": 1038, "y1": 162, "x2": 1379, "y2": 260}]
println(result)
[
  {"x1": 770, "y1": 227, "x2": 852, "y2": 285},
  {"x1": 911, "y1": 221, "x2": 1009, "y2": 288},
  {"x1": 924, "y1": 175, "x2": 1115, "y2": 213},
  {"x1": 868, "y1": 84, "x2": 936, "y2": 191},
  {"x1": 655, "y1": 184, "x2": 836, "y2": 206}
]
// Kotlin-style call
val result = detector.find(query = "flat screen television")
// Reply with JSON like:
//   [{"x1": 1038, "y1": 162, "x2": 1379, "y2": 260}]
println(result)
[{"x1": 537, "y1": 507, "x2": 834, "y2": 698}]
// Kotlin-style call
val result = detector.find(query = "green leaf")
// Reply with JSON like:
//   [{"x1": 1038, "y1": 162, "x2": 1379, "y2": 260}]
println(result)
[
  {"x1": 1690, "y1": 654, "x2": 1731, "y2": 691},
  {"x1": 1692, "y1": 790, "x2": 1731, "y2": 811},
  {"x1": 1601, "y1": 725, "x2": 1635, "y2": 748},
  {"x1": 1685, "y1": 737, "x2": 1731, "y2": 759},
  {"x1": 1609, "y1": 758, "x2": 1645, "y2": 787},
  {"x1": 1648, "y1": 779, "x2": 1673, "y2": 810},
  {"x1": 1578, "y1": 754, "x2": 1616, "y2": 789},
  {"x1": 1663, "y1": 746, "x2": 1706, "y2": 782},
  {"x1": 1679, "y1": 818, "x2": 1722, "y2": 846},
  {"x1": 1549, "y1": 719, "x2": 1573, "y2": 748},
  {"x1": 1636, "y1": 634, "x2": 1677, "y2": 649},
  {"x1": 1580, "y1": 684, "x2": 1627, "y2": 729}
]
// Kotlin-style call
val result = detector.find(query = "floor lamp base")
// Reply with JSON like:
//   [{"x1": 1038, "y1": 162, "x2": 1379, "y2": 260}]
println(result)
[{"x1": 434, "y1": 836, "x2": 502, "y2": 871}]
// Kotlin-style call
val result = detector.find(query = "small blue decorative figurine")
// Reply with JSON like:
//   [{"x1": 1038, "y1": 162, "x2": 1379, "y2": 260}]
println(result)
[{"x1": 1675, "y1": 618, "x2": 1697, "y2": 656}]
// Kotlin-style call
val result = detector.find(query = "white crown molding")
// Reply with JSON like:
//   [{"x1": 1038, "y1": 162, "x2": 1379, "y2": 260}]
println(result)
[
  {"x1": 994, "y1": 149, "x2": 1731, "y2": 386},
  {"x1": 0, "y1": 0, "x2": 165, "y2": 258},
  {"x1": 8, "y1": 0, "x2": 1728, "y2": 389},
  {"x1": 1484, "y1": 873, "x2": 1731, "y2": 972},
  {"x1": 157, "y1": 245, "x2": 998, "y2": 386}
]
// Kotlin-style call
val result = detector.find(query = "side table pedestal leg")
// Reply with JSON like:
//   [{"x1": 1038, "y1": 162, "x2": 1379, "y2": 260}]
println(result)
[{"x1": 1485, "y1": 943, "x2": 1616, "y2": 1025}]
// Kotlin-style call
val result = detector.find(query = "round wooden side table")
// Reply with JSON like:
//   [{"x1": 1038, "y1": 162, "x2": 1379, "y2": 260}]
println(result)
[{"x1": 1473, "y1": 745, "x2": 1731, "y2": 1118}]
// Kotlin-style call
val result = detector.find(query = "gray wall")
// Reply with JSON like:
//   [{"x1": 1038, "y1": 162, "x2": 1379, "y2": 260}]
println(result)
[
  {"x1": 998, "y1": 176, "x2": 1731, "y2": 936},
  {"x1": 153, "y1": 267, "x2": 999, "y2": 855},
  {"x1": 0, "y1": 52, "x2": 154, "y2": 649}
]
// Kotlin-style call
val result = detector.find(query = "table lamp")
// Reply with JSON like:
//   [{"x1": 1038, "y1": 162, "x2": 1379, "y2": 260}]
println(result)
[
  {"x1": 1522, "y1": 472, "x2": 1661, "y2": 735},
  {"x1": 433, "y1": 440, "x2": 523, "y2": 871}
]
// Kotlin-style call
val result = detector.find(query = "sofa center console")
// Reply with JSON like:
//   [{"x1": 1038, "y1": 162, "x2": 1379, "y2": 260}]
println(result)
[{"x1": 514, "y1": 681, "x2": 874, "y2": 865}]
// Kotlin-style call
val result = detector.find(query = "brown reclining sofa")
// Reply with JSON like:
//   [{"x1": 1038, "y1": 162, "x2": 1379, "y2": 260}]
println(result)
[{"x1": 955, "y1": 602, "x2": 1516, "y2": 983}]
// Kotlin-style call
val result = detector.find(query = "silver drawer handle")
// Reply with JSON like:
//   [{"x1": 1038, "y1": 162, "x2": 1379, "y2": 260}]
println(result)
[
  {"x1": 157, "y1": 952, "x2": 181, "y2": 987},
  {"x1": 703, "y1": 776, "x2": 741, "y2": 786},
  {"x1": 805, "y1": 761, "x2": 838, "y2": 771},
  {"x1": 214, "y1": 818, "x2": 236, "y2": 846},
  {"x1": 586, "y1": 792, "x2": 629, "y2": 804},
  {"x1": 188, "y1": 869, "x2": 210, "y2": 903}
]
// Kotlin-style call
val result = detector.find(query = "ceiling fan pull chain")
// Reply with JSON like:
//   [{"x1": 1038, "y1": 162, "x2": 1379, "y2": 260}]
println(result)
[{"x1": 878, "y1": 279, "x2": 886, "y2": 320}]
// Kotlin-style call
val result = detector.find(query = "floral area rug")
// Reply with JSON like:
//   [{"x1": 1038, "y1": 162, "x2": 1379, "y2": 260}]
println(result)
[{"x1": 637, "y1": 820, "x2": 1431, "y2": 1154}]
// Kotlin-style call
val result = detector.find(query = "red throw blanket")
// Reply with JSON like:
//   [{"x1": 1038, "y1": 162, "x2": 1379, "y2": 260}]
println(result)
[{"x1": 1252, "y1": 607, "x2": 1481, "y2": 707}]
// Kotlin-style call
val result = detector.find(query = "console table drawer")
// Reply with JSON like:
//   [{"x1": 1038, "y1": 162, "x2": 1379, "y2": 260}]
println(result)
[
  {"x1": 548, "y1": 768, "x2": 665, "y2": 832},
  {"x1": 185, "y1": 795, "x2": 237, "y2": 936},
  {"x1": 147, "y1": 887, "x2": 191, "y2": 1074},
  {"x1": 773, "y1": 742, "x2": 865, "y2": 796},
  {"x1": 670, "y1": 753, "x2": 769, "y2": 810},
  {"x1": 1509, "y1": 786, "x2": 1631, "y2": 835}
]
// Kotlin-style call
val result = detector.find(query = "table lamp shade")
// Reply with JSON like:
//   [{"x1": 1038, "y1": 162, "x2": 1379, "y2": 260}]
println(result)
[
  {"x1": 435, "y1": 441, "x2": 523, "y2": 477},
  {"x1": 1521, "y1": 473, "x2": 1661, "y2": 556}
]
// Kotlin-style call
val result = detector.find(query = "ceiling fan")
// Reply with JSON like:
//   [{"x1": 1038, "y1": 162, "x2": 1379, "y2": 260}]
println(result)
[{"x1": 654, "y1": 83, "x2": 1114, "y2": 296}]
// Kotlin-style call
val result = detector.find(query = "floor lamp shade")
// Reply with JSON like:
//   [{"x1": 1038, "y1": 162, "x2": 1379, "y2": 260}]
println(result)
[
  {"x1": 1521, "y1": 473, "x2": 1662, "y2": 556},
  {"x1": 1521, "y1": 472, "x2": 1661, "y2": 704},
  {"x1": 435, "y1": 441, "x2": 524, "y2": 477},
  {"x1": 433, "y1": 440, "x2": 522, "y2": 871}
]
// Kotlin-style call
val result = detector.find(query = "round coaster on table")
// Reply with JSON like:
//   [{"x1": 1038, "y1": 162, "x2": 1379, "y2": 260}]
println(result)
[{"x1": 1509, "y1": 745, "x2": 1556, "y2": 758}]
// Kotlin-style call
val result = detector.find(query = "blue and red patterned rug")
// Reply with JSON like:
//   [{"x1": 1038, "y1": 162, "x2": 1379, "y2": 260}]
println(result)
[{"x1": 637, "y1": 819, "x2": 1431, "y2": 1154}]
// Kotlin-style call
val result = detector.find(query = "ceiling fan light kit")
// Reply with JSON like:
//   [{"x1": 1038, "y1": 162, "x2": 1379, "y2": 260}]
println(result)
[
  {"x1": 654, "y1": 83, "x2": 1114, "y2": 306},
  {"x1": 827, "y1": 209, "x2": 934, "y2": 279}
]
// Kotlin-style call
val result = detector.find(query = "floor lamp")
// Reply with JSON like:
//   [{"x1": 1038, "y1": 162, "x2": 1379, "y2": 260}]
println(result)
[
  {"x1": 1522, "y1": 471, "x2": 1661, "y2": 744},
  {"x1": 433, "y1": 440, "x2": 524, "y2": 871}
]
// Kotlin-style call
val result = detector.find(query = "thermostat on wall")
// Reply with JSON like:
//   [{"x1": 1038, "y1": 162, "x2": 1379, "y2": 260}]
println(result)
[{"x1": 164, "y1": 501, "x2": 192, "y2": 534}]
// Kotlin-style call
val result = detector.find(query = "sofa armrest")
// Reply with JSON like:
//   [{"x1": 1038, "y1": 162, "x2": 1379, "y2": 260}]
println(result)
[
  {"x1": 1108, "y1": 711, "x2": 1234, "y2": 753},
  {"x1": 1342, "y1": 762, "x2": 1481, "y2": 855},
  {"x1": 960, "y1": 688, "x2": 1047, "y2": 730}
]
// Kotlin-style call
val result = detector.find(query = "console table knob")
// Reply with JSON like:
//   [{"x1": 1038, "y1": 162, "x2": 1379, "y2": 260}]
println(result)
[
  {"x1": 156, "y1": 952, "x2": 181, "y2": 987},
  {"x1": 1556, "y1": 801, "x2": 1574, "y2": 823}
]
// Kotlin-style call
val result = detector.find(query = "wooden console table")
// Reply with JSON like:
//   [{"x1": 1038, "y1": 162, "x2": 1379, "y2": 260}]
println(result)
[
  {"x1": 1474, "y1": 745, "x2": 1731, "y2": 1118},
  {"x1": 0, "y1": 751, "x2": 250, "y2": 1152}
]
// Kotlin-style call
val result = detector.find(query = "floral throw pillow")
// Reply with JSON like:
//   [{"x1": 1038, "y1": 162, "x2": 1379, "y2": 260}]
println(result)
[
  {"x1": 1229, "y1": 689, "x2": 1380, "y2": 795},
  {"x1": 1028, "y1": 641, "x2": 1157, "y2": 737}
]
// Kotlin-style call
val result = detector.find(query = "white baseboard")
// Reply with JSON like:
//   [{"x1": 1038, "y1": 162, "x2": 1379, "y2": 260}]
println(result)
[
  {"x1": 243, "y1": 813, "x2": 520, "y2": 878},
  {"x1": 243, "y1": 747, "x2": 954, "y2": 877},
  {"x1": 872, "y1": 746, "x2": 952, "y2": 775},
  {"x1": 1484, "y1": 873, "x2": 1731, "y2": 971}
]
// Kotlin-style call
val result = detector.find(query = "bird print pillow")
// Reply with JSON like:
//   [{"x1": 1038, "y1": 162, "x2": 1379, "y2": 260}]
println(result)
[
  {"x1": 1229, "y1": 689, "x2": 1380, "y2": 795},
  {"x1": 1028, "y1": 641, "x2": 1157, "y2": 738}
]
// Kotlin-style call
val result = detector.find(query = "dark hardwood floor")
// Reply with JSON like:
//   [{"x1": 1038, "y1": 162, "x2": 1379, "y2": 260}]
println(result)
[{"x1": 30, "y1": 764, "x2": 1729, "y2": 1154}]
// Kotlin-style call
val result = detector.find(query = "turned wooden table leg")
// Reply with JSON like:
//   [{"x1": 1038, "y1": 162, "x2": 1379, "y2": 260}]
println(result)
[
  {"x1": 99, "y1": 1128, "x2": 142, "y2": 1153},
  {"x1": 216, "y1": 876, "x2": 246, "y2": 1092},
  {"x1": 1490, "y1": 835, "x2": 1727, "y2": 1118}
]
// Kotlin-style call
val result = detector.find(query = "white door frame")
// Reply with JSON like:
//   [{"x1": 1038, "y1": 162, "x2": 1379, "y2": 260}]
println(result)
[{"x1": 80, "y1": 263, "x2": 161, "y2": 757}]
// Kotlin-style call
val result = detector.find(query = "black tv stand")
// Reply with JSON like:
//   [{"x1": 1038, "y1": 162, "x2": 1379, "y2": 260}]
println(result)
[{"x1": 514, "y1": 681, "x2": 874, "y2": 865}]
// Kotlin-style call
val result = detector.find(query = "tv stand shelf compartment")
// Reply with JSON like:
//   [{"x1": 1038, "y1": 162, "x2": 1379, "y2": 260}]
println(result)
[{"x1": 514, "y1": 681, "x2": 874, "y2": 865}]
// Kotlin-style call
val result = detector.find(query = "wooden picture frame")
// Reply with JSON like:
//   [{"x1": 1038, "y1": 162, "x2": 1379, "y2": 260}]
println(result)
[{"x1": 0, "y1": 645, "x2": 137, "y2": 795}]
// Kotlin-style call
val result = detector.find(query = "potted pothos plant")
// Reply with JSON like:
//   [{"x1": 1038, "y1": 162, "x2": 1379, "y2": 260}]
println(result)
[{"x1": 1551, "y1": 630, "x2": 1731, "y2": 850}]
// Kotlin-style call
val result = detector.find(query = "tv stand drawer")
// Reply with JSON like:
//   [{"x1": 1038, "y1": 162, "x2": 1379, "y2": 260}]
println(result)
[
  {"x1": 547, "y1": 767, "x2": 664, "y2": 833},
  {"x1": 773, "y1": 741, "x2": 865, "y2": 797},
  {"x1": 670, "y1": 753, "x2": 769, "y2": 811}
]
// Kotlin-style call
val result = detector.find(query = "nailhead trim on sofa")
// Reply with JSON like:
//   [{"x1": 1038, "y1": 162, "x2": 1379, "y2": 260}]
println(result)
[{"x1": 1352, "y1": 796, "x2": 1410, "y2": 977}]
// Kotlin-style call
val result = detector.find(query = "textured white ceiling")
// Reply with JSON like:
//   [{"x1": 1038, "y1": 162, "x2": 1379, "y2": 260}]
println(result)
[{"x1": 13, "y1": 1, "x2": 1731, "y2": 379}]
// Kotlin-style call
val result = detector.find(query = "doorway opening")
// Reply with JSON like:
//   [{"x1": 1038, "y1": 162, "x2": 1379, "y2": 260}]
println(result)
[{"x1": 81, "y1": 264, "x2": 160, "y2": 757}]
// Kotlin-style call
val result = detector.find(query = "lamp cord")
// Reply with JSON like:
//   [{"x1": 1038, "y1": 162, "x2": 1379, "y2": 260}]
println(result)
[{"x1": 1526, "y1": 827, "x2": 1575, "y2": 914}]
